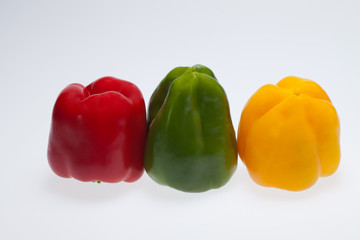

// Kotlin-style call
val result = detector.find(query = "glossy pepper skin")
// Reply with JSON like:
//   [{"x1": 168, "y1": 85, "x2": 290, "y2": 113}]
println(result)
[
  {"x1": 238, "y1": 76, "x2": 340, "y2": 191},
  {"x1": 145, "y1": 65, "x2": 238, "y2": 192},
  {"x1": 48, "y1": 77, "x2": 147, "y2": 183}
]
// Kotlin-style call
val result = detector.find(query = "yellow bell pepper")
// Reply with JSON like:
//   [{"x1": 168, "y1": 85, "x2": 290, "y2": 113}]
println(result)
[{"x1": 237, "y1": 76, "x2": 340, "y2": 191}]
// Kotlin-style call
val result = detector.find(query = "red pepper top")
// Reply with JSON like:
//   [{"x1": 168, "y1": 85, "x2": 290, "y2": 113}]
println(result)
[{"x1": 48, "y1": 77, "x2": 147, "y2": 183}]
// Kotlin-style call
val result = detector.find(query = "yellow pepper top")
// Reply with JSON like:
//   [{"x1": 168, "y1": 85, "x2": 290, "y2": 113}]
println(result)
[{"x1": 238, "y1": 76, "x2": 340, "y2": 191}]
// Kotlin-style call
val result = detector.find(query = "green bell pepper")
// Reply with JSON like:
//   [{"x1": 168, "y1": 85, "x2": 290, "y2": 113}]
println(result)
[{"x1": 145, "y1": 64, "x2": 238, "y2": 192}]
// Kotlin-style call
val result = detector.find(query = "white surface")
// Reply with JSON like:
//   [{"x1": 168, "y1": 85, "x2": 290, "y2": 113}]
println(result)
[{"x1": 1, "y1": 0, "x2": 360, "y2": 239}]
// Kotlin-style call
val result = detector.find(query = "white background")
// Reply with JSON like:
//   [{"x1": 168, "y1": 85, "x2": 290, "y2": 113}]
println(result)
[{"x1": 1, "y1": 0, "x2": 360, "y2": 239}]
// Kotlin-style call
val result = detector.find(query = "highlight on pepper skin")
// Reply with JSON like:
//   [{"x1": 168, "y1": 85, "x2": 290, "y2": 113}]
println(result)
[
  {"x1": 47, "y1": 76, "x2": 147, "y2": 183},
  {"x1": 237, "y1": 76, "x2": 340, "y2": 191}
]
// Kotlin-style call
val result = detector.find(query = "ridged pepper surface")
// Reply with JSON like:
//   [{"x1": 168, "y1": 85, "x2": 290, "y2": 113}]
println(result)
[
  {"x1": 145, "y1": 65, "x2": 237, "y2": 192},
  {"x1": 238, "y1": 76, "x2": 340, "y2": 191},
  {"x1": 48, "y1": 77, "x2": 147, "y2": 183}
]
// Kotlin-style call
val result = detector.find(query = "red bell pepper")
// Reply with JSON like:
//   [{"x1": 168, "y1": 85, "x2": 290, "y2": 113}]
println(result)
[{"x1": 47, "y1": 76, "x2": 147, "y2": 183}]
